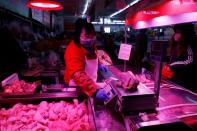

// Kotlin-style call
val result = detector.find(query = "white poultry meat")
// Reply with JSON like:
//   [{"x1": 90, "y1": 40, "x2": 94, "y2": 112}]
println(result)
[{"x1": 0, "y1": 100, "x2": 91, "y2": 131}]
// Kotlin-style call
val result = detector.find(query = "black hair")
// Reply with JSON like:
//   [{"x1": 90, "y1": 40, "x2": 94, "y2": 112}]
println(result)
[
  {"x1": 173, "y1": 23, "x2": 196, "y2": 46},
  {"x1": 73, "y1": 18, "x2": 95, "y2": 46},
  {"x1": 173, "y1": 23, "x2": 195, "y2": 35},
  {"x1": 169, "y1": 23, "x2": 197, "y2": 56},
  {"x1": 140, "y1": 29, "x2": 147, "y2": 34}
]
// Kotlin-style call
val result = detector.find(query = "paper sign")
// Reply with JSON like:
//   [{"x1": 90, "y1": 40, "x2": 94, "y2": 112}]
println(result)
[
  {"x1": 118, "y1": 43, "x2": 132, "y2": 60},
  {"x1": 1, "y1": 73, "x2": 19, "y2": 87}
]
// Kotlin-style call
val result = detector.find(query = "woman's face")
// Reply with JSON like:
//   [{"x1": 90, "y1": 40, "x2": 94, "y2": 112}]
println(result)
[
  {"x1": 174, "y1": 30, "x2": 182, "y2": 42},
  {"x1": 80, "y1": 28, "x2": 96, "y2": 47}
]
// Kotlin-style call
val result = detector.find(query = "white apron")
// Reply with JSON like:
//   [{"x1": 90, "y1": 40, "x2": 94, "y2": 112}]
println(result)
[{"x1": 69, "y1": 57, "x2": 98, "y2": 86}]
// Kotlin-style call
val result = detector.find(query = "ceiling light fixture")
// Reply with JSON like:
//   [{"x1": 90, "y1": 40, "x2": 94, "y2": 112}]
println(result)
[
  {"x1": 27, "y1": 0, "x2": 63, "y2": 10},
  {"x1": 109, "y1": 0, "x2": 140, "y2": 18},
  {"x1": 82, "y1": 0, "x2": 92, "y2": 17}
]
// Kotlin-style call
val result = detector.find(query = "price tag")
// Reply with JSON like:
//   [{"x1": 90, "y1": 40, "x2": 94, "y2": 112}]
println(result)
[{"x1": 118, "y1": 43, "x2": 132, "y2": 61}]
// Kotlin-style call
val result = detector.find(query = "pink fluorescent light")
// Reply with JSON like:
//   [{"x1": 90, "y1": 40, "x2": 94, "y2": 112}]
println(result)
[
  {"x1": 133, "y1": 12, "x2": 197, "y2": 29},
  {"x1": 31, "y1": 3, "x2": 60, "y2": 8}
]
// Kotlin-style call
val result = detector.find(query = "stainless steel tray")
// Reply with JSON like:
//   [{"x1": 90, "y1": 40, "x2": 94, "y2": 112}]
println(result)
[
  {"x1": 0, "y1": 82, "x2": 41, "y2": 97},
  {"x1": 0, "y1": 96, "x2": 96, "y2": 131}
]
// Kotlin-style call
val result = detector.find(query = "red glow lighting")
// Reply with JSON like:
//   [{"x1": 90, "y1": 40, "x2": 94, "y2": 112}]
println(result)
[
  {"x1": 126, "y1": 0, "x2": 197, "y2": 27},
  {"x1": 27, "y1": 0, "x2": 63, "y2": 10}
]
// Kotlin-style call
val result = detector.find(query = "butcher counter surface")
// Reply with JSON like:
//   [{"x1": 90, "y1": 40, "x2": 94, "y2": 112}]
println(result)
[
  {"x1": 1, "y1": 65, "x2": 197, "y2": 130},
  {"x1": 96, "y1": 65, "x2": 197, "y2": 131}
]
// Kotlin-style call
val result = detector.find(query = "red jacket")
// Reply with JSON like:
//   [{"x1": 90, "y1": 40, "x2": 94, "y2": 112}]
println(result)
[{"x1": 64, "y1": 40, "x2": 99, "y2": 96}]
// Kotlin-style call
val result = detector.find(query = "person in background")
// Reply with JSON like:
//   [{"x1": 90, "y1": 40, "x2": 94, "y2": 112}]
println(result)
[
  {"x1": 134, "y1": 29, "x2": 148, "y2": 72},
  {"x1": 64, "y1": 18, "x2": 109, "y2": 102},
  {"x1": 0, "y1": 21, "x2": 27, "y2": 74},
  {"x1": 103, "y1": 34, "x2": 117, "y2": 62},
  {"x1": 162, "y1": 23, "x2": 197, "y2": 92},
  {"x1": 48, "y1": 50, "x2": 60, "y2": 67}
]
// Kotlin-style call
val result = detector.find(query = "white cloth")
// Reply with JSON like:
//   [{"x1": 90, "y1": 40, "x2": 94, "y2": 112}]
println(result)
[{"x1": 69, "y1": 57, "x2": 98, "y2": 86}]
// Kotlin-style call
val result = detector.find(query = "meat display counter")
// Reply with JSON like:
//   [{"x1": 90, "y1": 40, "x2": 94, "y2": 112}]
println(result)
[
  {"x1": 123, "y1": 78, "x2": 197, "y2": 131},
  {"x1": 99, "y1": 64, "x2": 197, "y2": 131},
  {"x1": 1, "y1": 68, "x2": 197, "y2": 131},
  {"x1": 0, "y1": 83, "x2": 97, "y2": 131}
]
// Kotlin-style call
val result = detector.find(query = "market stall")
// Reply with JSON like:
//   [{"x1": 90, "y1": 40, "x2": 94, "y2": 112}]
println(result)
[{"x1": 0, "y1": 0, "x2": 197, "y2": 131}]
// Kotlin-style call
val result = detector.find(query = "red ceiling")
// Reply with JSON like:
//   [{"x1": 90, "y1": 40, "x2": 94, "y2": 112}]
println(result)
[{"x1": 126, "y1": 0, "x2": 197, "y2": 26}]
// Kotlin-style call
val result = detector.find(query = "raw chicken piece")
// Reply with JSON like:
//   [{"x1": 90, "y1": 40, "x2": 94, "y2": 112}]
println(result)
[
  {"x1": 48, "y1": 120, "x2": 71, "y2": 131},
  {"x1": 38, "y1": 101, "x2": 48, "y2": 110},
  {"x1": 1, "y1": 126, "x2": 7, "y2": 131},
  {"x1": 53, "y1": 102, "x2": 65, "y2": 114},
  {"x1": 41, "y1": 111, "x2": 49, "y2": 119},
  {"x1": 73, "y1": 99, "x2": 79, "y2": 105},
  {"x1": 12, "y1": 103, "x2": 23, "y2": 110},
  {"x1": 9, "y1": 103, "x2": 23, "y2": 115},
  {"x1": 108, "y1": 66, "x2": 139, "y2": 90},
  {"x1": 7, "y1": 116, "x2": 17, "y2": 123},
  {"x1": 83, "y1": 114, "x2": 89, "y2": 123},
  {"x1": 70, "y1": 119, "x2": 91, "y2": 131},
  {"x1": 4, "y1": 86, "x2": 12, "y2": 93},
  {"x1": 33, "y1": 111, "x2": 48, "y2": 124},
  {"x1": 12, "y1": 124, "x2": 25, "y2": 131},
  {"x1": 5, "y1": 125, "x2": 13, "y2": 131},
  {"x1": 66, "y1": 107, "x2": 79, "y2": 124},
  {"x1": 27, "y1": 121, "x2": 37, "y2": 129},
  {"x1": 32, "y1": 123, "x2": 48, "y2": 131},
  {"x1": 135, "y1": 74, "x2": 152, "y2": 83},
  {"x1": 21, "y1": 116, "x2": 30, "y2": 123},
  {"x1": 72, "y1": 123, "x2": 91, "y2": 131},
  {"x1": 48, "y1": 107, "x2": 58, "y2": 120},
  {"x1": 59, "y1": 111, "x2": 67, "y2": 120},
  {"x1": 0, "y1": 108, "x2": 8, "y2": 119},
  {"x1": 26, "y1": 110, "x2": 36, "y2": 117},
  {"x1": 38, "y1": 101, "x2": 49, "y2": 114}
]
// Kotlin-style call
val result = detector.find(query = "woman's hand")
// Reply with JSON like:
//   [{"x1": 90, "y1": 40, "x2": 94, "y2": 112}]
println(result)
[
  {"x1": 94, "y1": 88, "x2": 109, "y2": 102},
  {"x1": 98, "y1": 64, "x2": 108, "y2": 72}
]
